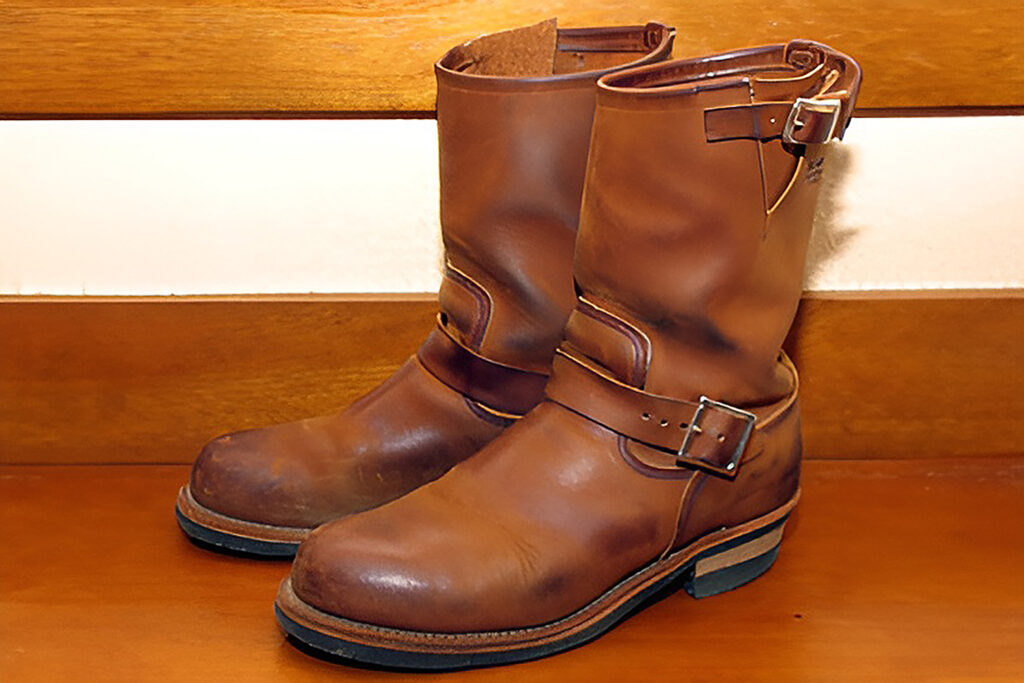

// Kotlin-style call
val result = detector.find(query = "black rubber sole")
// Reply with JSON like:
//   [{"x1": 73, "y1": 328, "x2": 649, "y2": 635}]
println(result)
[
  {"x1": 175, "y1": 506, "x2": 299, "y2": 559},
  {"x1": 275, "y1": 514, "x2": 789, "y2": 671}
]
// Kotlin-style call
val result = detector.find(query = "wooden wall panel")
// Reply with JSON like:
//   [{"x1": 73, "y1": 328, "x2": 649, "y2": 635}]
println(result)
[
  {"x1": 1, "y1": 292, "x2": 1021, "y2": 464},
  {"x1": 2, "y1": 1, "x2": 1022, "y2": 116},
  {"x1": 787, "y1": 291, "x2": 1024, "y2": 460},
  {"x1": 0, "y1": 296, "x2": 438, "y2": 465}
]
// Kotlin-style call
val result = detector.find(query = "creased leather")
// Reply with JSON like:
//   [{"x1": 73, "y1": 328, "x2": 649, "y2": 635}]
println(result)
[
  {"x1": 184, "y1": 21, "x2": 675, "y2": 531},
  {"x1": 435, "y1": 20, "x2": 675, "y2": 373},
  {"x1": 417, "y1": 323, "x2": 549, "y2": 415},
  {"x1": 289, "y1": 40, "x2": 862, "y2": 637}
]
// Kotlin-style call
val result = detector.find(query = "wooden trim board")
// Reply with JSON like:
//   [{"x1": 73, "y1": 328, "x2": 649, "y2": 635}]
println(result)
[
  {"x1": 788, "y1": 291, "x2": 1023, "y2": 460},
  {"x1": 2, "y1": 2, "x2": 1022, "y2": 116},
  {"x1": 1, "y1": 291, "x2": 1021, "y2": 464}
]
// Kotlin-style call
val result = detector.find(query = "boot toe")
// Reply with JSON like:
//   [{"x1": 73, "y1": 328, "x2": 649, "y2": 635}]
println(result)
[
  {"x1": 189, "y1": 420, "x2": 331, "y2": 528},
  {"x1": 290, "y1": 504, "x2": 466, "y2": 632},
  {"x1": 288, "y1": 478, "x2": 589, "y2": 634}
]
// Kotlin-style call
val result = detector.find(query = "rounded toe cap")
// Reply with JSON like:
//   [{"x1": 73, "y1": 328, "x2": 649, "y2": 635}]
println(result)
[
  {"x1": 287, "y1": 486, "x2": 578, "y2": 634},
  {"x1": 188, "y1": 423, "x2": 329, "y2": 528},
  {"x1": 289, "y1": 511, "x2": 452, "y2": 630}
]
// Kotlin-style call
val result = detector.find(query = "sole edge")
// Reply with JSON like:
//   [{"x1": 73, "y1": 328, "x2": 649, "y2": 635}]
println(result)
[{"x1": 174, "y1": 486, "x2": 306, "y2": 558}]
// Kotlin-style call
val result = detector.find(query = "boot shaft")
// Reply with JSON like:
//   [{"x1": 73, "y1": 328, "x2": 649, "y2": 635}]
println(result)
[
  {"x1": 566, "y1": 41, "x2": 861, "y2": 405},
  {"x1": 432, "y1": 21, "x2": 674, "y2": 374}
]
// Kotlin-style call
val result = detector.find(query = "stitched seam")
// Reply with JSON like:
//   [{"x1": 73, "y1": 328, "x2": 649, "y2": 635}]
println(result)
[
  {"x1": 659, "y1": 471, "x2": 701, "y2": 561},
  {"x1": 444, "y1": 263, "x2": 492, "y2": 349},
  {"x1": 577, "y1": 296, "x2": 651, "y2": 385},
  {"x1": 758, "y1": 352, "x2": 800, "y2": 429},
  {"x1": 614, "y1": 433, "x2": 690, "y2": 481},
  {"x1": 462, "y1": 397, "x2": 518, "y2": 427}
]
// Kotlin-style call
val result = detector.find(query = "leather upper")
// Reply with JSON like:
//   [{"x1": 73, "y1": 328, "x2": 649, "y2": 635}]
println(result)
[
  {"x1": 434, "y1": 20, "x2": 674, "y2": 377},
  {"x1": 290, "y1": 40, "x2": 862, "y2": 633},
  {"x1": 292, "y1": 401, "x2": 691, "y2": 633},
  {"x1": 566, "y1": 41, "x2": 860, "y2": 406},
  {"x1": 190, "y1": 358, "x2": 505, "y2": 527},
  {"x1": 188, "y1": 20, "x2": 675, "y2": 529}
]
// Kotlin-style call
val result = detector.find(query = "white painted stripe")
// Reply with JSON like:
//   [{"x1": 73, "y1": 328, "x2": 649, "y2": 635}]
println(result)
[
  {"x1": 0, "y1": 120, "x2": 442, "y2": 296},
  {"x1": 1, "y1": 117, "x2": 1020, "y2": 296}
]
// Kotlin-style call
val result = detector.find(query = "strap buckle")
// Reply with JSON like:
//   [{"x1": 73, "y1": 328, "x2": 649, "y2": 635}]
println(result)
[
  {"x1": 783, "y1": 97, "x2": 842, "y2": 145},
  {"x1": 677, "y1": 396, "x2": 756, "y2": 476}
]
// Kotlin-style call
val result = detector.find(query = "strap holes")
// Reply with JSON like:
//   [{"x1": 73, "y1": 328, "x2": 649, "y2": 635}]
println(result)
[
  {"x1": 717, "y1": 434, "x2": 726, "y2": 442},
  {"x1": 659, "y1": 419, "x2": 669, "y2": 427},
  {"x1": 641, "y1": 413, "x2": 651, "y2": 421},
  {"x1": 678, "y1": 422, "x2": 688, "y2": 430}
]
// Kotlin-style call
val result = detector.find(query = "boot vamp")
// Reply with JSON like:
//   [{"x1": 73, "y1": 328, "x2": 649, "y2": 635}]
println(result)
[
  {"x1": 289, "y1": 401, "x2": 689, "y2": 632},
  {"x1": 189, "y1": 358, "x2": 504, "y2": 528}
]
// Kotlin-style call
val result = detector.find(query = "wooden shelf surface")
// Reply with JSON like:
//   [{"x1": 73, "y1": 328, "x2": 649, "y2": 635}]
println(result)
[{"x1": 2, "y1": 458, "x2": 1022, "y2": 680}]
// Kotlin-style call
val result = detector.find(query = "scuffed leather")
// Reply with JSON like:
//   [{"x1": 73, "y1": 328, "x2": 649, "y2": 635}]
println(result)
[
  {"x1": 289, "y1": 40, "x2": 861, "y2": 633},
  {"x1": 291, "y1": 402, "x2": 689, "y2": 632},
  {"x1": 185, "y1": 21, "x2": 675, "y2": 530},
  {"x1": 191, "y1": 359, "x2": 503, "y2": 527}
]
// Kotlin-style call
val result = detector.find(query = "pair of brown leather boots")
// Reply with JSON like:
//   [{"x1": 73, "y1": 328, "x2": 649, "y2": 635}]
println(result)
[{"x1": 175, "y1": 20, "x2": 861, "y2": 669}]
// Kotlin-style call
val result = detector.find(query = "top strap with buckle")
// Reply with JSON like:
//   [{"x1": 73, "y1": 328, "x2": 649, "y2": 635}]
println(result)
[
  {"x1": 701, "y1": 40, "x2": 859, "y2": 147},
  {"x1": 704, "y1": 97, "x2": 843, "y2": 145},
  {"x1": 545, "y1": 352, "x2": 758, "y2": 477}
]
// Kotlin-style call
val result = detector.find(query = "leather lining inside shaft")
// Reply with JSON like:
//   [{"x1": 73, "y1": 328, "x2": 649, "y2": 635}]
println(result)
[
  {"x1": 452, "y1": 19, "x2": 559, "y2": 77},
  {"x1": 445, "y1": 19, "x2": 667, "y2": 77}
]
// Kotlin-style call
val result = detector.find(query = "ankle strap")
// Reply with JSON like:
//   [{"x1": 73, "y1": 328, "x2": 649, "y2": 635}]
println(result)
[
  {"x1": 545, "y1": 351, "x2": 797, "y2": 477},
  {"x1": 417, "y1": 320, "x2": 549, "y2": 416}
]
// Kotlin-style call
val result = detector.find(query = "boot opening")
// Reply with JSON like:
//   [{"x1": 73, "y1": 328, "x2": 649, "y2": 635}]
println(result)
[{"x1": 440, "y1": 19, "x2": 672, "y2": 78}]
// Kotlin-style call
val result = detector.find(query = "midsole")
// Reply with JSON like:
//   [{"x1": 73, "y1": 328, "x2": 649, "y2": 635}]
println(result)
[
  {"x1": 176, "y1": 485, "x2": 311, "y2": 544},
  {"x1": 275, "y1": 489, "x2": 799, "y2": 654}
]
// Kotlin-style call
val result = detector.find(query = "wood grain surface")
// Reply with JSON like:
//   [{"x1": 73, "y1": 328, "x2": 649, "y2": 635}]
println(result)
[
  {"x1": 787, "y1": 291, "x2": 1024, "y2": 460},
  {"x1": 1, "y1": 292, "x2": 1021, "y2": 465},
  {"x1": 2, "y1": 458, "x2": 1022, "y2": 680},
  {"x1": 0, "y1": 295, "x2": 437, "y2": 465},
  {"x1": 2, "y1": 1, "x2": 1022, "y2": 116}
]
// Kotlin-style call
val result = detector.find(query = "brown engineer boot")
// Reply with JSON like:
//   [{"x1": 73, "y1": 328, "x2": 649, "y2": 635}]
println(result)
[
  {"x1": 275, "y1": 40, "x2": 862, "y2": 666},
  {"x1": 174, "y1": 20, "x2": 674, "y2": 556}
]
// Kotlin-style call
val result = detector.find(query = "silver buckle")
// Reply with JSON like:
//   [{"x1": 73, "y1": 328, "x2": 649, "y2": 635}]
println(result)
[
  {"x1": 678, "y1": 396, "x2": 756, "y2": 475},
  {"x1": 783, "y1": 97, "x2": 842, "y2": 144}
]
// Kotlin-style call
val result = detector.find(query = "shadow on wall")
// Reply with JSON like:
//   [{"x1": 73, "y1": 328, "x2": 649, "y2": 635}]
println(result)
[
  {"x1": 804, "y1": 142, "x2": 859, "y2": 286},
  {"x1": 785, "y1": 141, "x2": 863, "y2": 361}
]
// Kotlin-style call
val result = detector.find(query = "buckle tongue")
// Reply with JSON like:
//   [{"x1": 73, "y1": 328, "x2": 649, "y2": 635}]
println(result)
[
  {"x1": 783, "y1": 97, "x2": 842, "y2": 145},
  {"x1": 677, "y1": 396, "x2": 756, "y2": 476}
]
